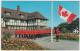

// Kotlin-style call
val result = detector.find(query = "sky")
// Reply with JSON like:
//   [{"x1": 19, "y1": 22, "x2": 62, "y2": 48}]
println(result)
[
  {"x1": 2, "y1": 0, "x2": 79, "y2": 1},
  {"x1": 2, "y1": 1, "x2": 79, "y2": 28}
]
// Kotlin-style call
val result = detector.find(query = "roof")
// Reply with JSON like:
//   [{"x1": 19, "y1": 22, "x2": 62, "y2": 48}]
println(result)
[
  {"x1": 15, "y1": 29, "x2": 52, "y2": 35},
  {"x1": 2, "y1": 7, "x2": 48, "y2": 20}
]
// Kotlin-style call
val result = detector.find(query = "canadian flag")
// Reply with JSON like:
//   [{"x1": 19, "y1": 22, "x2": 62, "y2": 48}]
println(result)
[{"x1": 58, "y1": 5, "x2": 76, "y2": 24}]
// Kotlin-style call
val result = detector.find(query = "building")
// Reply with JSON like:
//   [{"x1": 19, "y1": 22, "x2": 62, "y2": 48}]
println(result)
[
  {"x1": 73, "y1": 28, "x2": 79, "y2": 34},
  {"x1": 2, "y1": 6, "x2": 48, "y2": 30},
  {"x1": 1, "y1": 6, "x2": 50, "y2": 38}
]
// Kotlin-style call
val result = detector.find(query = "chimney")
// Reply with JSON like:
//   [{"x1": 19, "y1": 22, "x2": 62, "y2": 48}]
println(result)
[{"x1": 17, "y1": 5, "x2": 20, "y2": 11}]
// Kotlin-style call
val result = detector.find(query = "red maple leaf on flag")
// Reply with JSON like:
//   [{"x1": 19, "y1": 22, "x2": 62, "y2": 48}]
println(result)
[{"x1": 62, "y1": 10, "x2": 68, "y2": 17}]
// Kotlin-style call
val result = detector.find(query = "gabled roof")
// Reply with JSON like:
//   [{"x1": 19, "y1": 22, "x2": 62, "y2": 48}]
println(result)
[{"x1": 2, "y1": 7, "x2": 48, "y2": 20}]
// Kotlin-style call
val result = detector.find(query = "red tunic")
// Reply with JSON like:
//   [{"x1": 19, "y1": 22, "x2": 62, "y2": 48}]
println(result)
[{"x1": 56, "y1": 29, "x2": 61, "y2": 36}]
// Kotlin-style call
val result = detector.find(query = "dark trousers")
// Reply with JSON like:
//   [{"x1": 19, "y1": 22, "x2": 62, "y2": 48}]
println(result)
[{"x1": 56, "y1": 35, "x2": 60, "y2": 41}]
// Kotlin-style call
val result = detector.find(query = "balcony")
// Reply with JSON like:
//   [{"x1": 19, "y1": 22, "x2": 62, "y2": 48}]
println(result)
[
  {"x1": 28, "y1": 22, "x2": 47, "y2": 26},
  {"x1": 6, "y1": 22, "x2": 28, "y2": 26},
  {"x1": 6, "y1": 21, "x2": 47, "y2": 27}
]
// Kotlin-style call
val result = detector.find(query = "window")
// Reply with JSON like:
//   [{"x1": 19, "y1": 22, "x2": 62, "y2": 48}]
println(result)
[
  {"x1": 6, "y1": 13, "x2": 10, "y2": 16},
  {"x1": 37, "y1": 19, "x2": 41, "y2": 22},
  {"x1": 11, "y1": 27, "x2": 13, "y2": 29},
  {"x1": 33, "y1": 20, "x2": 36, "y2": 23},
  {"x1": 14, "y1": 27, "x2": 16, "y2": 29},
  {"x1": 1, "y1": 18, "x2": 3, "y2": 23},
  {"x1": 21, "y1": 20, "x2": 24, "y2": 23},
  {"x1": 14, "y1": 20, "x2": 17, "y2": 23},
  {"x1": 7, "y1": 26, "x2": 9, "y2": 29},
  {"x1": 17, "y1": 27, "x2": 19, "y2": 29},
  {"x1": 19, "y1": 27, "x2": 21, "y2": 29}
]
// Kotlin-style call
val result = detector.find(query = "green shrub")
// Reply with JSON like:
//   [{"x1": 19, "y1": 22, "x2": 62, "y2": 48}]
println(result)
[{"x1": 2, "y1": 32, "x2": 12, "y2": 40}]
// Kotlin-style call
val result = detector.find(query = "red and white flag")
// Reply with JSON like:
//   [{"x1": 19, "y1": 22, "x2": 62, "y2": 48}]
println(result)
[{"x1": 58, "y1": 5, "x2": 76, "y2": 24}]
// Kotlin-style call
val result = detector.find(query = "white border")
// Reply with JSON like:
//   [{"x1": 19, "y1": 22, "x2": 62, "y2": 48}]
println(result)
[
  {"x1": 79, "y1": 1, "x2": 80, "y2": 50},
  {"x1": 1, "y1": 0, "x2": 80, "y2": 1},
  {"x1": 0, "y1": 0, "x2": 79, "y2": 51},
  {"x1": 0, "y1": 0, "x2": 1, "y2": 51}
]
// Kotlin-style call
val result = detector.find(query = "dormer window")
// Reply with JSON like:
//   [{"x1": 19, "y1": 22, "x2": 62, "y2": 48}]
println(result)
[
  {"x1": 19, "y1": 14, "x2": 21, "y2": 16},
  {"x1": 18, "y1": 14, "x2": 24, "y2": 18},
  {"x1": 4, "y1": 11, "x2": 11, "y2": 16}
]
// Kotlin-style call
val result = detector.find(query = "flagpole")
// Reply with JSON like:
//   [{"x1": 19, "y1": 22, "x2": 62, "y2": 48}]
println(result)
[
  {"x1": 51, "y1": 27, "x2": 53, "y2": 42},
  {"x1": 51, "y1": 1, "x2": 54, "y2": 42}
]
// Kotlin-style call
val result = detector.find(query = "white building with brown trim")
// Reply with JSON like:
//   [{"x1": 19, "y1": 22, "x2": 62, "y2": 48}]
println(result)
[
  {"x1": 1, "y1": 6, "x2": 50, "y2": 38},
  {"x1": 1, "y1": 6, "x2": 48, "y2": 30}
]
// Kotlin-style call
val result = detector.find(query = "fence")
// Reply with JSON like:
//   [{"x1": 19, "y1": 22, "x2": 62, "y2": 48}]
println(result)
[{"x1": 60, "y1": 33, "x2": 79, "y2": 41}]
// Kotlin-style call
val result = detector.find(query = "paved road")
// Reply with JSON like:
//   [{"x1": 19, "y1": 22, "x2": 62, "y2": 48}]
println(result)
[{"x1": 32, "y1": 36, "x2": 79, "y2": 50}]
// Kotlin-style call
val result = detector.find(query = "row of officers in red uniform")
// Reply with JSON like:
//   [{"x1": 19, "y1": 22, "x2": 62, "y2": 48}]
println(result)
[{"x1": 54, "y1": 27, "x2": 62, "y2": 42}]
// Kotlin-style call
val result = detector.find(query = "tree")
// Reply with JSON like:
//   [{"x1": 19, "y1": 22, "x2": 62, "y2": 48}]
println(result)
[{"x1": 57, "y1": 18, "x2": 79, "y2": 33}]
